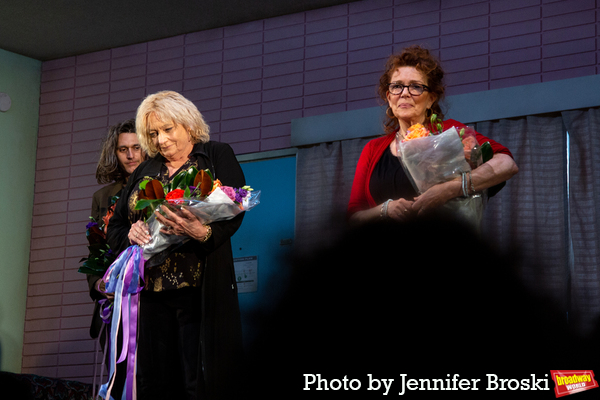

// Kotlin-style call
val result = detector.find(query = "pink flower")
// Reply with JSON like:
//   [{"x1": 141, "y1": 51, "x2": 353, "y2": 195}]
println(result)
[{"x1": 221, "y1": 186, "x2": 236, "y2": 202}]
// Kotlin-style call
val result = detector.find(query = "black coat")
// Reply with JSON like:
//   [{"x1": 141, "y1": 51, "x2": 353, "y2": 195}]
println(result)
[{"x1": 107, "y1": 140, "x2": 245, "y2": 399}]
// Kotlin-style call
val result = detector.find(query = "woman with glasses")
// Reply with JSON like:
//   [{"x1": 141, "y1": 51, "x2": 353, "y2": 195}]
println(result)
[{"x1": 348, "y1": 45, "x2": 518, "y2": 223}]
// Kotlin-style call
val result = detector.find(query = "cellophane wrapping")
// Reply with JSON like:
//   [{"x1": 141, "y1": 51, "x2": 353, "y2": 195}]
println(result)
[
  {"x1": 398, "y1": 126, "x2": 484, "y2": 228},
  {"x1": 141, "y1": 187, "x2": 261, "y2": 260}
]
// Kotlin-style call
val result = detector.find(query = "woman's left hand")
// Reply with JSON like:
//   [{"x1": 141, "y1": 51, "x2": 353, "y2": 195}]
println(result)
[
  {"x1": 412, "y1": 153, "x2": 519, "y2": 215},
  {"x1": 154, "y1": 205, "x2": 210, "y2": 241},
  {"x1": 412, "y1": 179, "x2": 460, "y2": 215}
]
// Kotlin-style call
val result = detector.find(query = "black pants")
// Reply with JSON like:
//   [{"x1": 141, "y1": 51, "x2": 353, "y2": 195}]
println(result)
[{"x1": 137, "y1": 287, "x2": 202, "y2": 400}]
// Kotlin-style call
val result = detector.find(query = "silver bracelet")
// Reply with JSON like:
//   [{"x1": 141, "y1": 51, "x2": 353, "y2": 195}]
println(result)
[
  {"x1": 461, "y1": 172, "x2": 468, "y2": 197},
  {"x1": 380, "y1": 199, "x2": 392, "y2": 219},
  {"x1": 468, "y1": 171, "x2": 475, "y2": 195}
]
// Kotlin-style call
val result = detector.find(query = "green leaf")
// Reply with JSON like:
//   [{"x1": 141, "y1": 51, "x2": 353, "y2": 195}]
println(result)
[
  {"x1": 171, "y1": 173, "x2": 184, "y2": 190},
  {"x1": 481, "y1": 141, "x2": 493, "y2": 163},
  {"x1": 139, "y1": 180, "x2": 150, "y2": 190},
  {"x1": 185, "y1": 167, "x2": 199, "y2": 187},
  {"x1": 184, "y1": 186, "x2": 191, "y2": 198},
  {"x1": 134, "y1": 198, "x2": 163, "y2": 210}
]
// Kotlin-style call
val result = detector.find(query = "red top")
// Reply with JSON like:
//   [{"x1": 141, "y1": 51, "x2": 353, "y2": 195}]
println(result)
[{"x1": 347, "y1": 119, "x2": 513, "y2": 217}]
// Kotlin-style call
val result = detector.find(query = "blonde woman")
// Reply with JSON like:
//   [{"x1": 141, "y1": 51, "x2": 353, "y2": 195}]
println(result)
[{"x1": 107, "y1": 91, "x2": 246, "y2": 400}]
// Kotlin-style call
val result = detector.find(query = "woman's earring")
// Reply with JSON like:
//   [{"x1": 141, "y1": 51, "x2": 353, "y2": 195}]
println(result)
[{"x1": 386, "y1": 106, "x2": 394, "y2": 118}]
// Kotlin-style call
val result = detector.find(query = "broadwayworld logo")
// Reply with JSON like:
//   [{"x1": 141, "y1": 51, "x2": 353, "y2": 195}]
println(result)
[{"x1": 551, "y1": 370, "x2": 598, "y2": 398}]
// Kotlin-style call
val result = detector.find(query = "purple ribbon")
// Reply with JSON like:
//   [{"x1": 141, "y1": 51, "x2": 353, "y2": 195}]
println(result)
[
  {"x1": 98, "y1": 299, "x2": 112, "y2": 324},
  {"x1": 99, "y1": 245, "x2": 145, "y2": 400}
]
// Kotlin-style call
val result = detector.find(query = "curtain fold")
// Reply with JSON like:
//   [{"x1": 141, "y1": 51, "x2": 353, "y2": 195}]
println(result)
[
  {"x1": 294, "y1": 137, "x2": 372, "y2": 254},
  {"x1": 476, "y1": 115, "x2": 569, "y2": 313},
  {"x1": 562, "y1": 107, "x2": 600, "y2": 336}
]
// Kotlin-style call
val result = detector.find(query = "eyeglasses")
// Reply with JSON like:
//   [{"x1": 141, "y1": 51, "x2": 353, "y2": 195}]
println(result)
[{"x1": 388, "y1": 83, "x2": 430, "y2": 96}]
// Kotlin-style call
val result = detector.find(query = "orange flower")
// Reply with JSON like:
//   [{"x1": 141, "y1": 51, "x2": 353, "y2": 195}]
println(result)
[
  {"x1": 404, "y1": 123, "x2": 430, "y2": 141},
  {"x1": 209, "y1": 179, "x2": 222, "y2": 194},
  {"x1": 462, "y1": 136, "x2": 478, "y2": 162},
  {"x1": 102, "y1": 201, "x2": 118, "y2": 235}
]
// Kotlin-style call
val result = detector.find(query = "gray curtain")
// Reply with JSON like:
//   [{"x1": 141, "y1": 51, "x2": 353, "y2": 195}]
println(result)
[
  {"x1": 476, "y1": 114, "x2": 570, "y2": 316},
  {"x1": 294, "y1": 109, "x2": 600, "y2": 337},
  {"x1": 294, "y1": 137, "x2": 372, "y2": 254},
  {"x1": 562, "y1": 107, "x2": 600, "y2": 336}
]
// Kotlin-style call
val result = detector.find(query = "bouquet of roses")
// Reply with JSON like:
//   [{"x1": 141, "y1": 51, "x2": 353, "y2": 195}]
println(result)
[
  {"x1": 397, "y1": 115, "x2": 493, "y2": 228},
  {"x1": 134, "y1": 166, "x2": 260, "y2": 261}
]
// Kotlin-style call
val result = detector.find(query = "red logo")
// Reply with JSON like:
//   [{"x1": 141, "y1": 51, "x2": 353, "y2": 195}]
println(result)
[{"x1": 551, "y1": 370, "x2": 598, "y2": 397}]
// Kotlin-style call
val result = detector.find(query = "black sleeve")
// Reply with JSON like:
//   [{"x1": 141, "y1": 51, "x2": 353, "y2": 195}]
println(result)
[
  {"x1": 91, "y1": 192, "x2": 101, "y2": 224},
  {"x1": 198, "y1": 142, "x2": 246, "y2": 253},
  {"x1": 87, "y1": 191, "x2": 103, "y2": 297},
  {"x1": 106, "y1": 169, "x2": 144, "y2": 256}
]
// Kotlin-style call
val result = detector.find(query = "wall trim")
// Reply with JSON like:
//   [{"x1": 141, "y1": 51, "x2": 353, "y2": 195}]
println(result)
[
  {"x1": 290, "y1": 74, "x2": 600, "y2": 147},
  {"x1": 237, "y1": 147, "x2": 297, "y2": 163}
]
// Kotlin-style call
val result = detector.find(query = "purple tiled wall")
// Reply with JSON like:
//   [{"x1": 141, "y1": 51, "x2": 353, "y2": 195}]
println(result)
[{"x1": 24, "y1": 0, "x2": 599, "y2": 381}]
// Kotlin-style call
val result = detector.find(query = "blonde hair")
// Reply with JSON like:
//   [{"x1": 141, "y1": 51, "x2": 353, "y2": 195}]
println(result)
[{"x1": 136, "y1": 91, "x2": 210, "y2": 157}]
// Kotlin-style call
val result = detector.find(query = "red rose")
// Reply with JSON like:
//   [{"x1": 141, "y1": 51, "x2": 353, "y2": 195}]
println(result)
[{"x1": 166, "y1": 189, "x2": 185, "y2": 205}]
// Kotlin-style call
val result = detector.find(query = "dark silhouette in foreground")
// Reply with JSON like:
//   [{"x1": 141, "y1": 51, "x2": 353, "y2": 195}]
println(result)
[{"x1": 241, "y1": 214, "x2": 599, "y2": 399}]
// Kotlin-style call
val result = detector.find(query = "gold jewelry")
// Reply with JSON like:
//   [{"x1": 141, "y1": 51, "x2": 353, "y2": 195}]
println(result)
[{"x1": 200, "y1": 224, "x2": 212, "y2": 242}]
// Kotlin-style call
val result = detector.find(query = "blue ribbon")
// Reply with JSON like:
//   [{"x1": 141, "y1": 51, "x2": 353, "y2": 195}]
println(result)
[{"x1": 98, "y1": 245, "x2": 145, "y2": 400}]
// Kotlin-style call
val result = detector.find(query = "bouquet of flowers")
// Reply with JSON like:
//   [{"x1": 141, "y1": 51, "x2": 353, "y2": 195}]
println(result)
[
  {"x1": 134, "y1": 166, "x2": 260, "y2": 261},
  {"x1": 78, "y1": 197, "x2": 119, "y2": 277},
  {"x1": 397, "y1": 115, "x2": 493, "y2": 228},
  {"x1": 97, "y1": 168, "x2": 259, "y2": 400}
]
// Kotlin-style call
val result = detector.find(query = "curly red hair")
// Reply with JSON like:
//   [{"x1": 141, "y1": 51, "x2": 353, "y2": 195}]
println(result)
[{"x1": 378, "y1": 45, "x2": 446, "y2": 134}]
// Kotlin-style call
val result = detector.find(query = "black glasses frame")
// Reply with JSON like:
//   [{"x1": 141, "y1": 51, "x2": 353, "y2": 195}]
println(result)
[{"x1": 388, "y1": 83, "x2": 431, "y2": 96}]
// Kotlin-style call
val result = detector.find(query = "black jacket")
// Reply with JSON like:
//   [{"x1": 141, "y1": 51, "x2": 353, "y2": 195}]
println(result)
[{"x1": 107, "y1": 140, "x2": 245, "y2": 399}]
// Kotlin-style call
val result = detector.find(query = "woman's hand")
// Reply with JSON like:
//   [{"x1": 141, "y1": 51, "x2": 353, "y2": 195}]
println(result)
[
  {"x1": 155, "y1": 205, "x2": 210, "y2": 242},
  {"x1": 386, "y1": 198, "x2": 415, "y2": 221},
  {"x1": 412, "y1": 153, "x2": 519, "y2": 215},
  {"x1": 412, "y1": 180, "x2": 460, "y2": 215},
  {"x1": 128, "y1": 220, "x2": 152, "y2": 246},
  {"x1": 95, "y1": 279, "x2": 114, "y2": 301}
]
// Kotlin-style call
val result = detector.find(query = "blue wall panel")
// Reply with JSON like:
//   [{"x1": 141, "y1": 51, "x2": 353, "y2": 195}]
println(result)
[{"x1": 232, "y1": 156, "x2": 296, "y2": 345}]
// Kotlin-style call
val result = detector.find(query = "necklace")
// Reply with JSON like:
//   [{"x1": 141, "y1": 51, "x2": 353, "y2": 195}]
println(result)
[{"x1": 394, "y1": 131, "x2": 406, "y2": 157}]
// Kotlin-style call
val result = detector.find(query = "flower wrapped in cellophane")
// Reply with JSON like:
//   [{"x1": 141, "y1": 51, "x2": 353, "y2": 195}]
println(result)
[
  {"x1": 397, "y1": 116, "x2": 493, "y2": 228},
  {"x1": 134, "y1": 166, "x2": 260, "y2": 261},
  {"x1": 96, "y1": 167, "x2": 260, "y2": 400}
]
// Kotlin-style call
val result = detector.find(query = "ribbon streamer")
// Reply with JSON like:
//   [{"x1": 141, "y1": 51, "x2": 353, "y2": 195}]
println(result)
[{"x1": 98, "y1": 245, "x2": 145, "y2": 400}]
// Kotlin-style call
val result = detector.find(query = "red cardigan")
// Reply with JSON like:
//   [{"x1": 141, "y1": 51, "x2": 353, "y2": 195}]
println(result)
[{"x1": 347, "y1": 119, "x2": 513, "y2": 217}]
